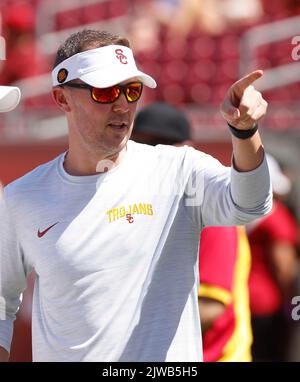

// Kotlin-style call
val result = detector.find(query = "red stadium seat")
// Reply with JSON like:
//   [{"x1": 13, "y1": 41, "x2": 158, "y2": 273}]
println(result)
[
  {"x1": 187, "y1": 61, "x2": 217, "y2": 84},
  {"x1": 107, "y1": 0, "x2": 130, "y2": 18},
  {"x1": 162, "y1": 83, "x2": 186, "y2": 105},
  {"x1": 189, "y1": 83, "x2": 212, "y2": 104},
  {"x1": 164, "y1": 60, "x2": 189, "y2": 82},
  {"x1": 163, "y1": 37, "x2": 188, "y2": 61},
  {"x1": 83, "y1": 2, "x2": 109, "y2": 23},
  {"x1": 219, "y1": 35, "x2": 240, "y2": 59},
  {"x1": 189, "y1": 36, "x2": 217, "y2": 61},
  {"x1": 55, "y1": 8, "x2": 83, "y2": 30}
]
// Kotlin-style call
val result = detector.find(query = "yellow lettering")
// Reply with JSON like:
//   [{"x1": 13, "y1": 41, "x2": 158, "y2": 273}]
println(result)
[
  {"x1": 119, "y1": 206, "x2": 126, "y2": 218},
  {"x1": 138, "y1": 203, "x2": 147, "y2": 215},
  {"x1": 107, "y1": 210, "x2": 113, "y2": 223},
  {"x1": 112, "y1": 208, "x2": 119, "y2": 221},
  {"x1": 132, "y1": 204, "x2": 139, "y2": 214},
  {"x1": 108, "y1": 204, "x2": 153, "y2": 222},
  {"x1": 147, "y1": 204, "x2": 153, "y2": 216}
]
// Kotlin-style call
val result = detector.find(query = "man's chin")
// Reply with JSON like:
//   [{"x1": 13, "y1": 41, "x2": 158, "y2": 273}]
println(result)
[{"x1": 104, "y1": 139, "x2": 128, "y2": 159}]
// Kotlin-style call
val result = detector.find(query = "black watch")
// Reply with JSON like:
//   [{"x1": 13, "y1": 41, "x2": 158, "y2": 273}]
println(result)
[{"x1": 227, "y1": 123, "x2": 258, "y2": 139}]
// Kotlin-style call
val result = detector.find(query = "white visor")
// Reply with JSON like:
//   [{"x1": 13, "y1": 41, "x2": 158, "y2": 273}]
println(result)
[
  {"x1": 52, "y1": 45, "x2": 157, "y2": 89},
  {"x1": 0, "y1": 86, "x2": 21, "y2": 112}
]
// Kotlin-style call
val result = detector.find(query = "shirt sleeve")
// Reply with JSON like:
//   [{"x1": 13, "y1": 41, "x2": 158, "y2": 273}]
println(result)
[
  {"x1": 183, "y1": 147, "x2": 272, "y2": 229},
  {"x1": 0, "y1": 193, "x2": 31, "y2": 352}
]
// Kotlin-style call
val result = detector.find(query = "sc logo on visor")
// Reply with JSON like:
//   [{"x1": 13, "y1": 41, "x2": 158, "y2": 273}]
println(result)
[{"x1": 115, "y1": 49, "x2": 128, "y2": 64}]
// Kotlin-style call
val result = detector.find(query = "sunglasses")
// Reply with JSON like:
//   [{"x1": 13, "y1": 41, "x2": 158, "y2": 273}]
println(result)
[{"x1": 61, "y1": 81, "x2": 143, "y2": 104}]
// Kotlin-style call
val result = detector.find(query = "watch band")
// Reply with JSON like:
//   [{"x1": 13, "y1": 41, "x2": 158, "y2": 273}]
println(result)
[{"x1": 227, "y1": 123, "x2": 258, "y2": 139}]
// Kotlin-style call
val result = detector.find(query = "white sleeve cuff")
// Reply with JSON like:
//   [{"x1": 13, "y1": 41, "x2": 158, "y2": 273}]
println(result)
[{"x1": 231, "y1": 151, "x2": 272, "y2": 212}]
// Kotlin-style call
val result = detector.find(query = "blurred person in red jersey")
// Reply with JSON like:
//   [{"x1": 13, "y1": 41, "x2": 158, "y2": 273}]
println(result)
[
  {"x1": 0, "y1": 1, "x2": 49, "y2": 85},
  {"x1": 248, "y1": 154, "x2": 299, "y2": 362},
  {"x1": 133, "y1": 102, "x2": 253, "y2": 362},
  {"x1": 199, "y1": 226, "x2": 252, "y2": 361}
]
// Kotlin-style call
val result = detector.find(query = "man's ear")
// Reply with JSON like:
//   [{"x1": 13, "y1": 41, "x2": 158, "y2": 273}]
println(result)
[{"x1": 52, "y1": 87, "x2": 71, "y2": 112}]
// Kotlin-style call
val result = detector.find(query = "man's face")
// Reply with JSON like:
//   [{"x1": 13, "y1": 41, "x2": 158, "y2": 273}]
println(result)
[{"x1": 60, "y1": 79, "x2": 140, "y2": 158}]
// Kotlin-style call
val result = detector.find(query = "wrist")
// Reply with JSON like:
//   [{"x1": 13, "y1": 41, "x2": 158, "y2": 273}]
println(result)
[{"x1": 227, "y1": 122, "x2": 258, "y2": 139}]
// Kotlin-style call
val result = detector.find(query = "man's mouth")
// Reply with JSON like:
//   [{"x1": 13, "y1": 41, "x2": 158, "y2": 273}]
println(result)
[{"x1": 107, "y1": 122, "x2": 128, "y2": 130}]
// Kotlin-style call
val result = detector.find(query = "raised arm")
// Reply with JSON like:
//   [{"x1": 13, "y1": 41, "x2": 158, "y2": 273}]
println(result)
[{"x1": 220, "y1": 70, "x2": 267, "y2": 172}]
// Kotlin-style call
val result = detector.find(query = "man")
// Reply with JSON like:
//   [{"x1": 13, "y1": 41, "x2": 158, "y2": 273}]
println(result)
[
  {"x1": 0, "y1": 29, "x2": 271, "y2": 362},
  {"x1": 132, "y1": 102, "x2": 253, "y2": 362}
]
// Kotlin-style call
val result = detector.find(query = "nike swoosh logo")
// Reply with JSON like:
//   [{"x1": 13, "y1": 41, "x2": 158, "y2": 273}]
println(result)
[{"x1": 37, "y1": 222, "x2": 59, "y2": 238}]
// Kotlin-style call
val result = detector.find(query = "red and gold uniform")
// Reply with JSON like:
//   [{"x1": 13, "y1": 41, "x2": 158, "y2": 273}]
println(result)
[{"x1": 199, "y1": 226, "x2": 252, "y2": 362}]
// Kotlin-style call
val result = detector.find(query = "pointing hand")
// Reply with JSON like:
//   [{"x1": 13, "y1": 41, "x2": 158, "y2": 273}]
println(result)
[{"x1": 220, "y1": 70, "x2": 268, "y2": 131}]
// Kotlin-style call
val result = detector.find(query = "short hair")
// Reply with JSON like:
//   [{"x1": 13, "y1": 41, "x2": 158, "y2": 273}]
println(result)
[{"x1": 53, "y1": 29, "x2": 130, "y2": 69}]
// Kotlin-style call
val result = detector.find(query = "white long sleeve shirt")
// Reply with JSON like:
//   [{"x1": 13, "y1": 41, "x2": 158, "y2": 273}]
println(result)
[{"x1": 0, "y1": 141, "x2": 272, "y2": 361}]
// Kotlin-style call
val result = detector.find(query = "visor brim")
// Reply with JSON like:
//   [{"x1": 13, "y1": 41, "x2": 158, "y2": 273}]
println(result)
[
  {"x1": 79, "y1": 70, "x2": 157, "y2": 89},
  {"x1": 0, "y1": 86, "x2": 21, "y2": 112}
]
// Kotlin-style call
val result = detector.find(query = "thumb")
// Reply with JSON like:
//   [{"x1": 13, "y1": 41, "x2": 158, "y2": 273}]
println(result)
[{"x1": 220, "y1": 98, "x2": 240, "y2": 122}]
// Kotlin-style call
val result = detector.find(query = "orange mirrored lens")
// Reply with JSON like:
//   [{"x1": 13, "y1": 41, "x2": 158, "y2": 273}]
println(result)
[
  {"x1": 126, "y1": 83, "x2": 143, "y2": 102},
  {"x1": 92, "y1": 86, "x2": 120, "y2": 103},
  {"x1": 91, "y1": 82, "x2": 143, "y2": 104}
]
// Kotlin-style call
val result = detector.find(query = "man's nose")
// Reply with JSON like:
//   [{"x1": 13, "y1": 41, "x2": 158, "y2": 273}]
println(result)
[{"x1": 112, "y1": 93, "x2": 130, "y2": 113}]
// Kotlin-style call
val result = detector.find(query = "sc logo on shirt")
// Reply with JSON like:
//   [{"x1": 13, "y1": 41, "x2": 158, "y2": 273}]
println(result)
[{"x1": 291, "y1": 296, "x2": 300, "y2": 320}]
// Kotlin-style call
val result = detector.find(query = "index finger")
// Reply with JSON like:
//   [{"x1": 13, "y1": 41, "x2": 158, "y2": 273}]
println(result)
[{"x1": 232, "y1": 70, "x2": 263, "y2": 97}]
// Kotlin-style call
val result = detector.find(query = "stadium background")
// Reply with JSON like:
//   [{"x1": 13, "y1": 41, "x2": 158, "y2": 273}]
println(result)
[{"x1": 0, "y1": 0, "x2": 300, "y2": 361}]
